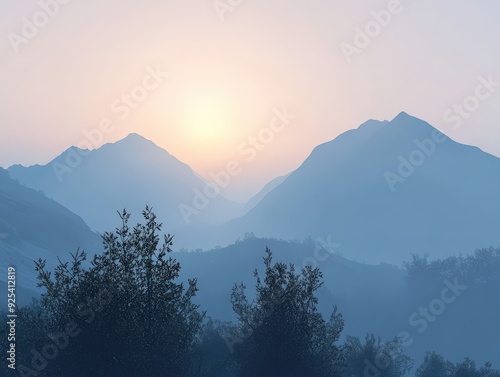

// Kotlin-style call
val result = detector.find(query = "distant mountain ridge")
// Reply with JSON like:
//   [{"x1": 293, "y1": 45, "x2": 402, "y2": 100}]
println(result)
[
  {"x1": 0, "y1": 167, "x2": 102, "y2": 296},
  {"x1": 8, "y1": 134, "x2": 244, "y2": 244},
  {"x1": 241, "y1": 173, "x2": 291, "y2": 214},
  {"x1": 223, "y1": 112, "x2": 500, "y2": 263},
  {"x1": 7, "y1": 113, "x2": 500, "y2": 262},
  {"x1": 175, "y1": 237, "x2": 500, "y2": 369},
  {"x1": 0, "y1": 167, "x2": 100, "y2": 253}
]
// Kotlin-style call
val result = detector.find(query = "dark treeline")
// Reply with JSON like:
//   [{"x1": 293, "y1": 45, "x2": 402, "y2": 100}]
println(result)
[
  {"x1": 1, "y1": 208, "x2": 499, "y2": 377},
  {"x1": 404, "y1": 248, "x2": 500, "y2": 285}
]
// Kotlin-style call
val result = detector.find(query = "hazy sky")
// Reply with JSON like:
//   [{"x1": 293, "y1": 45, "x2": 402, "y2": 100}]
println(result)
[{"x1": 1, "y1": 0, "x2": 499, "y2": 201}]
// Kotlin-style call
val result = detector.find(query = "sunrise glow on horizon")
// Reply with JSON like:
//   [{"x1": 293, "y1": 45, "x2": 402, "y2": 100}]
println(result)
[{"x1": 1, "y1": 0, "x2": 500, "y2": 200}]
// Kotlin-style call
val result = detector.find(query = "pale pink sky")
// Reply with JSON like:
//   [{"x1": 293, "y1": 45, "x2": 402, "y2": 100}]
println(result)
[{"x1": 1, "y1": 0, "x2": 499, "y2": 201}]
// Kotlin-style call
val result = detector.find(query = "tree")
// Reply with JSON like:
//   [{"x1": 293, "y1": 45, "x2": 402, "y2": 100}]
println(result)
[
  {"x1": 415, "y1": 352, "x2": 453, "y2": 377},
  {"x1": 342, "y1": 334, "x2": 413, "y2": 377},
  {"x1": 228, "y1": 247, "x2": 344, "y2": 377},
  {"x1": 33, "y1": 207, "x2": 204, "y2": 377},
  {"x1": 403, "y1": 248, "x2": 500, "y2": 286},
  {"x1": 191, "y1": 319, "x2": 238, "y2": 377},
  {"x1": 414, "y1": 353, "x2": 500, "y2": 377},
  {"x1": 453, "y1": 358, "x2": 500, "y2": 377}
]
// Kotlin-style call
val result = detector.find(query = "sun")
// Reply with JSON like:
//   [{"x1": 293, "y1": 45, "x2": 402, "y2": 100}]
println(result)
[
  {"x1": 181, "y1": 93, "x2": 233, "y2": 144},
  {"x1": 158, "y1": 87, "x2": 245, "y2": 168}
]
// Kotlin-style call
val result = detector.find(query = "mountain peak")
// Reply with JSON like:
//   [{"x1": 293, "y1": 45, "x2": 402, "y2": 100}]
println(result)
[
  {"x1": 388, "y1": 111, "x2": 441, "y2": 138},
  {"x1": 120, "y1": 133, "x2": 153, "y2": 144},
  {"x1": 111, "y1": 133, "x2": 164, "y2": 152},
  {"x1": 391, "y1": 111, "x2": 418, "y2": 123},
  {"x1": 124, "y1": 132, "x2": 148, "y2": 140}
]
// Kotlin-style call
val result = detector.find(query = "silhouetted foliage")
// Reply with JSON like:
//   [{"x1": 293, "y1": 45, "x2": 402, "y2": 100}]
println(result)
[
  {"x1": 342, "y1": 334, "x2": 413, "y2": 377},
  {"x1": 3, "y1": 217, "x2": 500, "y2": 377},
  {"x1": 30, "y1": 207, "x2": 204, "y2": 377},
  {"x1": 416, "y1": 352, "x2": 500, "y2": 377},
  {"x1": 415, "y1": 352, "x2": 454, "y2": 377},
  {"x1": 191, "y1": 319, "x2": 238, "y2": 377},
  {"x1": 229, "y1": 247, "x2": 344, "y2": 377},
  {"x1": 403, "y1": 247, "x2": 500, "y2": 285}
]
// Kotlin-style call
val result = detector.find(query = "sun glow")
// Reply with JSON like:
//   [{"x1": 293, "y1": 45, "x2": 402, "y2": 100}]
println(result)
[{"x1": 180, "y1": 94, "x2": 234, "y2": 145}]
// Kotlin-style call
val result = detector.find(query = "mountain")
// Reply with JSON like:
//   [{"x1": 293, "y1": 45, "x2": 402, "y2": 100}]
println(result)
[
  {"x1": 0, "y1": 167, "x2": 102, "y2": 292},
  {"x1": 8, "y1": 134, "x2": 243, "y2": 247},
  {"x1": 241, "y1": 173, "x2": 291, "y2": 214},
  {"x1": 175, "y1": 236, "x2": 405, "y2": 321},
  {"x1": 174, "y1": 237, "x2": 499, "y2": 369},
  {"x1": 223, "y1": 112, "x2": 500, "y2": 263}
]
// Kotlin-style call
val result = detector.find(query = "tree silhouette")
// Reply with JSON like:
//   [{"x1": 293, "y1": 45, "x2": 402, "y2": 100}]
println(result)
[
  {"x1": 342, "y1": 334, "x2": 413, "y2": 377},
  {"x1": 229, "y1": 247, "x2": 344, "y2": 377},
  {"x1": 32, "y1": 207, "x2": 204, "y2": 377},
  {"x1": 415, "y1": 352, "x2": 500, "y2": 377},
  {"x1": 415, "y1": 352, "x2": 454, "y2": 377}
]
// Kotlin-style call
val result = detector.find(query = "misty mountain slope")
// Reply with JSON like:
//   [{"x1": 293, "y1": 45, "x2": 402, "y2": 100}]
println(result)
[
  {"x1": 8, "y1": 134, "x2": 243, "y2": 237},
  {"x1": 175, "y1": 237, "x2": 499, "y2": 369},
  {"x1": 1, "y1": 241, "x2": 60, "y2": 294},
  {"x1": 0, "y1": 167, "x2": 102, "y2": 294},
  {"x1": 241, "y1": 173, "x2": 291, "y2": 215},
  {"x1": 224, "y1": 113, "x2": 500, "y2": 263},
  {"x1": 0, "y1": 168, "x2": 100, "y2": 253},
  {"x1": 175, "y1": 236, "x2": 406, "y2": 322}
]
